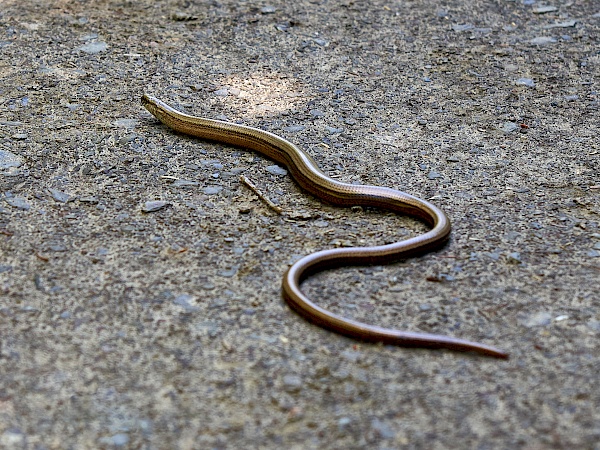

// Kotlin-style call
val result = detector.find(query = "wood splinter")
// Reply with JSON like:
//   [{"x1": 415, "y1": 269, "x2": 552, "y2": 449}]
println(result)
[{"x1": 239, "y1": 174, "x2": 284, "y2": 215}]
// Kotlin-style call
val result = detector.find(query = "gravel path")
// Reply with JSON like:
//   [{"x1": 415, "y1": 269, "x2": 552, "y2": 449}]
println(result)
[{"x1": 0, "y1": 1, "x2": 599, "y2": 448}]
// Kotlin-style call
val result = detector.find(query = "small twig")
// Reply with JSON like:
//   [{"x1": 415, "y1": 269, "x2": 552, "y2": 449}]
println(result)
[
  {"x1": 239, "y1": 175, "x2": 283, "y2": 215},
  {"x1": 35, "y1": 252, "x2": 49, "y2": 262}
]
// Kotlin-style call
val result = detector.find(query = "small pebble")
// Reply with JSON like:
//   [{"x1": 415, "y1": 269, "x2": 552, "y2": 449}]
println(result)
[
  {"x1": 171, "y1": 11, "x2": 198, "y2": 21},
  {"x1": 48, "y1": 188, "x2": 74, "y2": 203},
  {"x1": 203, "y1": 186, "x2": 222, "y2": 195},
  {"x1": 288, "y1": 211, "x2": 314, "y2": 220},
  {"x1": 171, "y1": 179, "x2": 199, "y2": 188},
  {"x1": 113, "y1": 119, "x2": 138, "y2": 128},
  {"x1": 587, "y1": 321, "x2": 600, "y2": 331},
  {"x1": 282, "y1": 375, "x2": 302, "y2": 393},
  {"x1": 49, "y1": 242, "x2": 67, "y2": 252},
  {"x1": 213, "y1": 89, "x2": 229, "y2": 97},
  {"x1": 173, "y1": 294, "x2": 199, "y2": 311},
  {"x1": 265, "y1": 165, "x2": 288, "y2": 176},
  {"x1": 4, "y1": 196, "x2": 30, "y2": 210},
  {"x1": 500, "y1": 122, "x2": 518, "y2": 133},
  {"x1": 218, "y1": 267, "x2": 237, "y2": 278},
  {"x1": 0, "y1": 149, "x2": 23, "y2": 168},
  {"x1": 260, "y1": 5, "x2": 276, "y2": 14},
  {"x1": 110, "y1": 433, "x2": 129, "y2": 446},
  {"x1": 516, "y1": 78, "x2": 535, "y2": 87},
  {"x1": 283, "y1": 125, "x2": 305, "y2": 132},
  {"x1": 452, "y1": 24, "x2": 474, "y2": 32},
  {"x1": 77, "y1": 41, "x2": 108, "y2": 54},
  {"x1": 506, "y1": 252, "x2": 522, "y2": 264},
  {"x1": 338, "y1": 417, "x2": 352, "y2": 428},
  {"x1": 530, "y1": 36, "x2": 557, "y2": 45},
  {"x1": 119, "y1": 133, "x2": 137, "y2": 145},
  {"x1": 325, "y1": 126, "x2": 344, "y2": 134},
  {"x1": 544, "y1": 20, "x2": 577, "y2": 28},
  {"x1": 142, "y1": 200, "x2": 170, "y2": 212},
  {"x1": 428, "y1": 171, "x2": 443, "y2": 179},
  {"x1": 310, "y1": 109, "x2": 325, "y2": 117},
  {"x1": 202, "y1": 282, "x2": 216, "y2": 291},
  {"x1": 533, "y1": 5, "x2": 558, "y2": 14},
  {"x1": 275, "y1": 22, "x2": 291, "y2": 32},
  {"x1": 486, "y1": 252, "x2": 501, "y2": 261},
  {"x1": 524, "y1": 312, "x2": 553, "y2": 327},
  {"x1": 79, "y1": 33, "x2": 98, "y2": 41},
  {"x1": 11, "y1": 133, "x2": 27, "y2": 140},
  {"x1": 1, "y1": 430, "x2": 24, "y2": 445}
]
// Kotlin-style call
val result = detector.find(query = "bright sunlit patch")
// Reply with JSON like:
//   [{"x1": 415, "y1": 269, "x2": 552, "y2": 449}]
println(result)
[{"x1": 209, "y1": 72, "x2": 307, "y2": 118}]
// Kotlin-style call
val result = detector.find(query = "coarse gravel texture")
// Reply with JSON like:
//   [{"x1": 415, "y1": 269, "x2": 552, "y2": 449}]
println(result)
[{"x1": 1, "y1": 0, "x2": 599, "y2": 448}]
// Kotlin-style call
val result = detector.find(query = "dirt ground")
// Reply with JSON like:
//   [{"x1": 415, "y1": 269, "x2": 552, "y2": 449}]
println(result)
[{"x1": 1, "y1": 0, "x2": 599, "y2": 448}]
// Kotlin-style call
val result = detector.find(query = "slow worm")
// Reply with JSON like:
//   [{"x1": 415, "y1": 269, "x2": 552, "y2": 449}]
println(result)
[{"x1": 142, "y1": 94, "x2": 508, "y2": 359}]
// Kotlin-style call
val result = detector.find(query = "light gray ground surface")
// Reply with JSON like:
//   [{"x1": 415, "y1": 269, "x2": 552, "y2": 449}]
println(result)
[{"x1": 1, "y1": 0, "x2": 599, "y2": 448}]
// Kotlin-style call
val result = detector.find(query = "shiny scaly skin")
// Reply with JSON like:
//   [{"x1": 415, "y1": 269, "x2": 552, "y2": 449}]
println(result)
[{"x1": 142, "y1": 94, "x2": 509, "y2": 359}]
